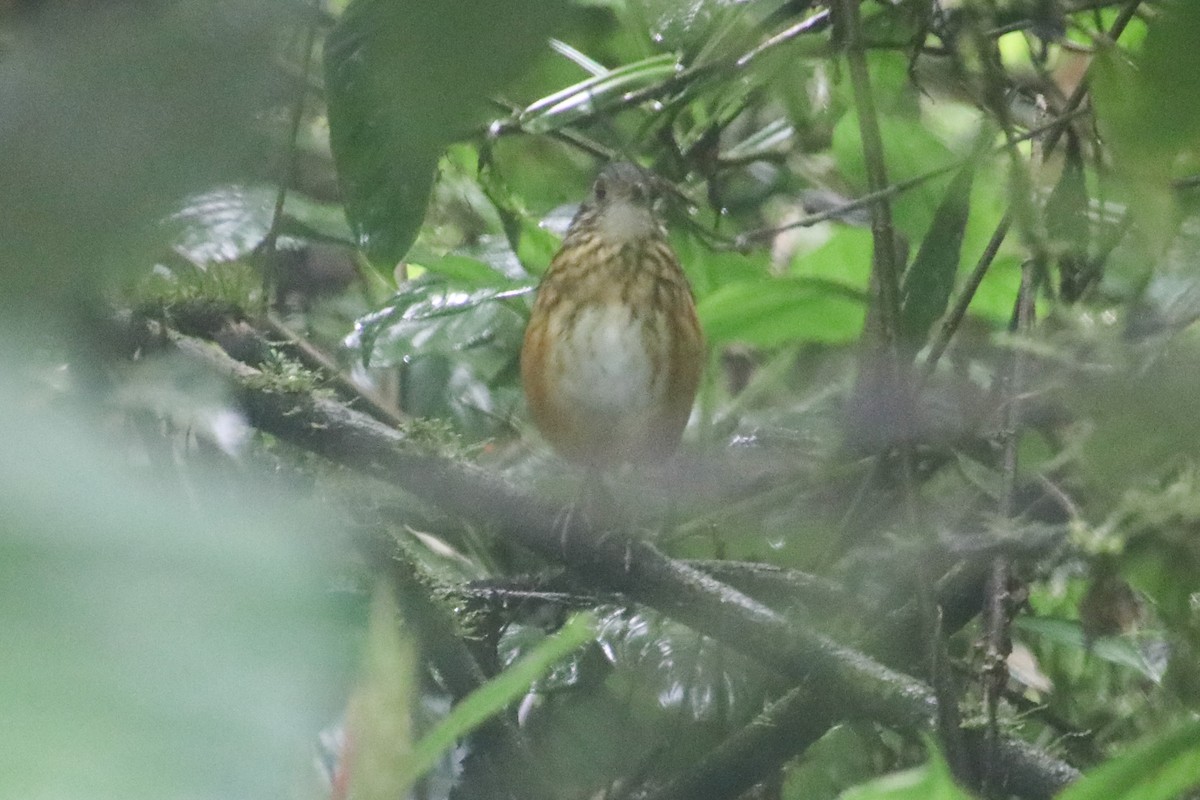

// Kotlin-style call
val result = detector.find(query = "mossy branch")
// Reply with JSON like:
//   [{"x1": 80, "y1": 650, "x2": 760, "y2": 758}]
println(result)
[{"x1": 124, "y1": 314, "x2": 1082, "y2": 800}]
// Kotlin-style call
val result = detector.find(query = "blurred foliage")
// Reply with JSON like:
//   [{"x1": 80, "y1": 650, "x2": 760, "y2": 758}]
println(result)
[{"x1": 7, "y1": 0, "x2": 1200, "y2": 799}]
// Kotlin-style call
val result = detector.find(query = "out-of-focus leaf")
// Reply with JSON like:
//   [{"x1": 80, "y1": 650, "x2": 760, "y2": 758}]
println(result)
[
  {"x1": 1055, "y1": 719, "x2": 1200, "y2": 800},
  {"x1": 1014, "y1": 617, "x2": 1162, "y2": 682},
  {"x1": 519, "y1": 53, "x2": 679, "y2": 134},
  {"x1": 478, "y1": 166, "x2": 565, "y2": 276},
  {"x1": 965, "y1": 253, "x2": 1023, "y2": 324},
  {"x1": 344, "y1": 585, "x2": 418, "y2": 800},
  {"x1": 0, "y1": 2, "x2": 297, "y2": 305},
  {"x1": 900, "y1": 161, "x2": 975, "y2": 345},
  {"x1": 549, "y1": 38, "x2": 609, "y2": 76},
  {"x1": 723, "y1": 117, "x2": 796, "y2": 162},
  {"x1": 324, "y1": 0, "x2": 569, "y2": 268},
  {"x1": 675, "y1": 234, "x2": 767, "y2": 299},
  {"x1": 836, "y1": 743, "x2": 969, "y2": 800},
  {"x1": 1092, "y1": 2, "x2": 1200, "y2": 251},
  {"x1": 698, "y1": 277, "x2": 866, "y2": 347},
  {"x1": 781, "y1": 725, "x2": 876, "y2": 800},
  {"x1": 0, "y1": 368, "x2": 357, "y2": 800},
  {"x1": 790, "y1": 226, "x2": 874, "y2": 290},
  {"x1": 1070, "y1": 347, "x2": 1200, "y2": 496}
]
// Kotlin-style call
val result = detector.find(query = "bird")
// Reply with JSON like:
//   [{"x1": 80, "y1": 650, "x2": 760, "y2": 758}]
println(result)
[{"x1": 521, "y1": 162, "x2": 705, "y2": 474}]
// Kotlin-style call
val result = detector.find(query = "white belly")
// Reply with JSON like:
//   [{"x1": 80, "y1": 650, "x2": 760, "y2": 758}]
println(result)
[{"x1": 552, "y1": 304, "x2": 666, "y2": 424}]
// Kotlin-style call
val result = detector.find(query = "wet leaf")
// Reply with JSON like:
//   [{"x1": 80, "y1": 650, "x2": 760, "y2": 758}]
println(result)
[{"x1": 519, "y1": 53, "x2": 680, "y2": 134}]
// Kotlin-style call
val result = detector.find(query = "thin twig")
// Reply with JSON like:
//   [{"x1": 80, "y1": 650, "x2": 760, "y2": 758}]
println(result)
[
  {"x1": 259, "y1": 1, "x2": 320, "y2": 307},
  {"x1": 983, "y1": 259, "x2": 1038, "y2": 789},
  {"x1": 921, "y1": 215, "x2": 1012, "y2": 381}
]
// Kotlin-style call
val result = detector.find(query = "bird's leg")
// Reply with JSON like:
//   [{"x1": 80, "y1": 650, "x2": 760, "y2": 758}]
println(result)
[{"x1": 556, "y1": 466, "x2": 614, "y2": 558}]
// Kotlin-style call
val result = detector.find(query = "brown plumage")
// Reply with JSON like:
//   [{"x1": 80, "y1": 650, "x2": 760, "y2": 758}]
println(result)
[{"x1": 521, "y1": 163, "x2": 705, "y2": 468}]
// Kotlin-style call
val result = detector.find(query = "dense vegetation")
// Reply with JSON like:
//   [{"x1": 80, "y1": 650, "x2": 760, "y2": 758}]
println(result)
[{"x1": 3, "y1": 1, "x2": 1200, "y2": 799}]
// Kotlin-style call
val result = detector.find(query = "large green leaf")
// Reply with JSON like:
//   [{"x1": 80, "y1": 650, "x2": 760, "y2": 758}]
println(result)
[
  {"x1": 400, "y1": 613, "x2": 596, "y2": 789},
  {"x1": 324, "y1": 0, "x2": 569, "y2": 268}
]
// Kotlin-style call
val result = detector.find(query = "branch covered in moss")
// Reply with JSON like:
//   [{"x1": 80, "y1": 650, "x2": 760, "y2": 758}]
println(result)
[{"x1": 139, "y1": 318, "x2": 1080, "y2": 799}]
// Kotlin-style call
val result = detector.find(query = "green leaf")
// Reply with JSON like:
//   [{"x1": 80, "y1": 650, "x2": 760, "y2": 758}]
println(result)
[
  {"x1": 1055, "y1": 719, "x2": 1200, "y2": 800},
  {"x1": 399, "y1": 613, "x2": 597, "y2": 789},
  {"x1": 698, "y1": 277, "x2": 867, "y2": 347},
  {"x1": 900, "y1": 161, "x2": 975, "y2": 345},
  {"x1": 837, "y1": 743, "x2": 971, "y2": 800},
  {"x1": 324, "y1": 0, "x2": 569, "y2": 268},
  {"x1": 166, "y1": 186, "x2": 355, "y2": 265},
  {"x1": 1043, "y1": 132, "x2": 1090, "y2": 300},
  {"x1": 790, "y1": 226, "x2": 874, "y2": 290},
  {"x1": 675, "y1": 234, "x2": 767, "y2": 299}
]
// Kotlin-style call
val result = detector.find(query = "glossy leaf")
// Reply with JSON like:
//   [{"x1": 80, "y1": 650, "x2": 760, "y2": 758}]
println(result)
[
  {"x1": 167, "y1": 185, "x2": 354, "y2": 264},
  {"x1": 519, "y1": 53, "x2": 679, "y2": 134},
  {"x1": 419, "y1": 255, "x2": 517, "y2": 288},
  {"x1": 349, "y1": 279, "x2": 533, "y2": 370},
  {"x1": 324, "y1": 0, "x2": 569, "y2": 267}
]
